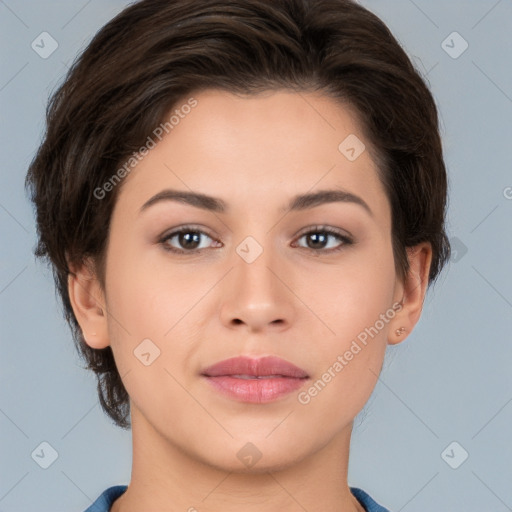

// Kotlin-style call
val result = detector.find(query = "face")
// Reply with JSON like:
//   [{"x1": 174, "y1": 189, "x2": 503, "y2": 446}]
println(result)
[{"x1": 83, "y1": 89, "x2": 408, "y2": 471}]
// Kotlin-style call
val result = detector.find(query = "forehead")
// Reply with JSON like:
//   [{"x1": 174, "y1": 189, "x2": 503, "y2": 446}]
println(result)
[{"x1": 115, "y1": 89, "x2": 389, "y2": 222}]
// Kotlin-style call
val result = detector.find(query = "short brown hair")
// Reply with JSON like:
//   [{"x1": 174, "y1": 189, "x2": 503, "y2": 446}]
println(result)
[{"x1": 25, "y1": 0, "x2": 451, "y2": 429}]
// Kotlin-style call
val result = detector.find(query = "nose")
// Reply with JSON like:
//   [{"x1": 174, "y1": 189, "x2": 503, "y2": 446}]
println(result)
[{"x1": 219, "y1": 239, "x2": 296, "y2": 333}]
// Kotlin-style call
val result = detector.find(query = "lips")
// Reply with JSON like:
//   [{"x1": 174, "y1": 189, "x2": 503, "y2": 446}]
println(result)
[
  {"x1": 201, "y1": 356, "x2": 309, "y2": 403},
  {"x1": 201, "y1": 355, "x2": 309, "y2": 379}
]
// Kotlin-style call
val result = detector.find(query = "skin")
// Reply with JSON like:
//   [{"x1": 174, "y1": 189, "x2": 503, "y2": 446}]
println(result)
[{"x1": 68, "y1": 89, "x2": 432, "y2": 512}]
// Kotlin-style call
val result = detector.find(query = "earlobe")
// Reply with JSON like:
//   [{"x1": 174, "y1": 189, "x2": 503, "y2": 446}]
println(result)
[
  {"x1": 67, "y1": 257, "x2": 110, "y2": 349},
  {"x1": 388, "y1": 242, "x2": 432, "y2": 345}
]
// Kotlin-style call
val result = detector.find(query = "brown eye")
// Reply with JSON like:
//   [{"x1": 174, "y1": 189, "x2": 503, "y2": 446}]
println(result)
[
  {"x1": 293, "y1": 227, "x2": 353, "y2": 253},
  {"x1": 160, "y1": 226, "x2": 219, "y2": 253}
]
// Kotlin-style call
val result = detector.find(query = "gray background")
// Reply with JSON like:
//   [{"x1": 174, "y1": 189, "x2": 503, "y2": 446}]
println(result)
[{"x1": 0, "y1": 0, "x2": 511, "y2": 511}]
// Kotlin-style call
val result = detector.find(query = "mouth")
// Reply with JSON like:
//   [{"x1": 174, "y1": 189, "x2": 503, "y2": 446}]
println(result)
[
  {"x1": 201, "y1": 355, "x2": 309, "y2": 403},
  {"x1": 226, "y1": 374, "x2": 294, "y2": 379}
]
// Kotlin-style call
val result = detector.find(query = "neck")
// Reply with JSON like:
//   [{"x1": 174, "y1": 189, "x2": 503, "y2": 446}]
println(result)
[{"x1": 111, "y1": 405, "x2": 365, "y2": 512}]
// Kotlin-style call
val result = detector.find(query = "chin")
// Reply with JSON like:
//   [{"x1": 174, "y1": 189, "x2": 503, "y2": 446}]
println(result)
[{"x1": 195, "y1": 439, "x2": 310, "y2": 475}]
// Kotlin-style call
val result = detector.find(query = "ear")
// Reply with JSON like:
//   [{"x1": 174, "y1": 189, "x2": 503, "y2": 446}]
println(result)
[
  {"x1": 67, "y1": 257, "x2": 110, "y2": 349},
  {"x1": 388, "y1": 242, "x2": 433, "y2": 345}
]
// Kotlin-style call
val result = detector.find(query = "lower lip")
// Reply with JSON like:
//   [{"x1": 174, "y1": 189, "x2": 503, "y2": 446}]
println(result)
[{"x1": 202, "y1": 375, "x2": 308, "y2": 403}]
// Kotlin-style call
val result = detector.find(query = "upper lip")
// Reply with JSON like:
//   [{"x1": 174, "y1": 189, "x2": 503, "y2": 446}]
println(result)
[{"x1": 201, "y1": 356, "x2": 309, "y2": 378}]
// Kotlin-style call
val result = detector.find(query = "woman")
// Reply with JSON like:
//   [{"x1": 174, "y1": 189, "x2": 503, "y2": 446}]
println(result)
[{"x1": 25, "y1": 0, "x2": 450, "y2": 510}]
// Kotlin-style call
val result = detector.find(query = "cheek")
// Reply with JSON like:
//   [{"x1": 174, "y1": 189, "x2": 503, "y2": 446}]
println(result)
[
  {"x1": 300, "y1": 243, "x2": 395, "y2": 391},
  {"x1": 102, "y1": 249, "x2": 209, "y2": 383},
  {"x1": 295, "y1": 271, "x2": 394, "y2": 423},
  {"x1": 105, "y1": 244, "x2": 206, "y2": 332},
  {"x1": 305, "y1": 246, "x2": 396, "y2": 338},
  {"x1": 102, "y1": 260, "x2": 196, "y2": 416}
]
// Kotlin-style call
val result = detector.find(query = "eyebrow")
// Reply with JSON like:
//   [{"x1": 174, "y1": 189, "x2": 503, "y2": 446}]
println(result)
[{"x1": 139, "y1": 188, "x2": 373, "y2": 217}]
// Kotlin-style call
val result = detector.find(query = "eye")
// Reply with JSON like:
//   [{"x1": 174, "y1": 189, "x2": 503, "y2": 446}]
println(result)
[
  {"x1": 159, "y1": 226, "x2": 221, "y2": 254},
  {"x1": 158, "y1": 224, "x2": 353, "y2": 255},
  {"x1": 292, "y1": 226, "x2": 353, "y2": 253}
]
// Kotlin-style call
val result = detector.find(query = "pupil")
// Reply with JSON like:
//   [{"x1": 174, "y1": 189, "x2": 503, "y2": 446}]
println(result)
[
  {"x1": 308, "y1": 233, "x2": 327, "y2": 249},
  {"x1": 180, "y1": 232, "x2": 200, "y2": 249}
]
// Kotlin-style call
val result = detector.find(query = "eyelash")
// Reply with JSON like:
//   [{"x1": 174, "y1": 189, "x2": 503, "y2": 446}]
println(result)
[{"x1": 158, "y1": 224, "x2": 354, "y2": 255}]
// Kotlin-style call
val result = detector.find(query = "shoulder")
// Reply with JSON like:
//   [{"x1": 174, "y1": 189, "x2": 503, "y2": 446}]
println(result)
[
  {"x1": 82, "y1": 485, "x2": 386, "y2": 512},
  {"x1": 350, "y1": 486, "x2": 392, "y2": 512},
  {"x1": 82, "y1": 485, "x2": 128, "y2": 512}
]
